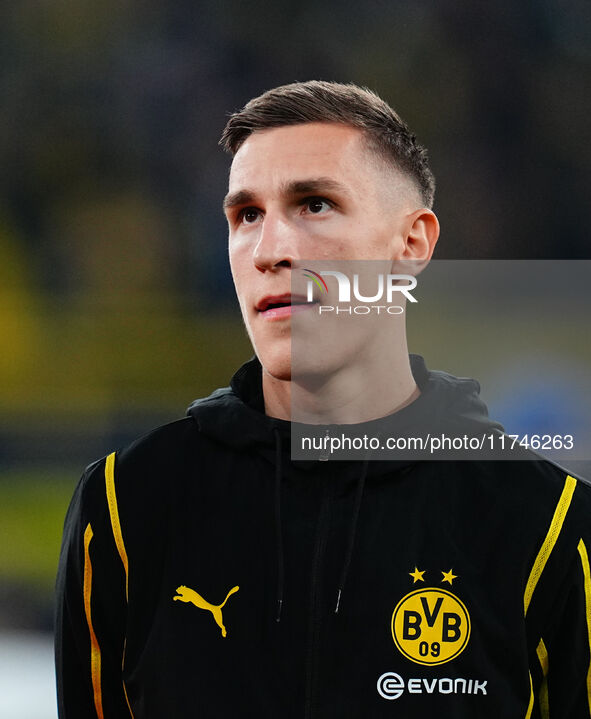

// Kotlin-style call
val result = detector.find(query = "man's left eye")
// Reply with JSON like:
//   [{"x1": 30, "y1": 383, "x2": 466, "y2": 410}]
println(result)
[{"x1": 304, "y1": 198, "x2": 332, "y2": 214}]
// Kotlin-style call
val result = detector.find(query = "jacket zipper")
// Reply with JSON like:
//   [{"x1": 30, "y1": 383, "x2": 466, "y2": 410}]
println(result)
[
  {"x1": 304, "y1": 481, "x2": 332, "y2": 718},
  {"x1": 318, "y1": 429, "x2": 330, "y2": 462}
]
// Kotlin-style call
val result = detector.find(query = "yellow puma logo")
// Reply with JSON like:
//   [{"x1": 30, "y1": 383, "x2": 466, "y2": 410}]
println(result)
[{"x1": 173, "y1": 585, "x2": 239, "y2": 638}]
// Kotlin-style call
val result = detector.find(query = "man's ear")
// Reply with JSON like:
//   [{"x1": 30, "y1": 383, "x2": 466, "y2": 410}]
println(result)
[
  {"x1": 393, "y1": 208, "x2": 439, "y2": 276},
  {"x1": 401, "y1": 208, "x2": 440, "y2": 261}
]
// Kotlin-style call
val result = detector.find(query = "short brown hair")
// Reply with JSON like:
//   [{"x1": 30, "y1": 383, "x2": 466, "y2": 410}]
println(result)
[{"x1": 220, "y1": 80, "x2": 435, "y2": 208}]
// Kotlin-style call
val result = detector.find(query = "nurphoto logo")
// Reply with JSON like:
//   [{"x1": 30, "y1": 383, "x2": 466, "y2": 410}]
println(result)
[{"x1": 302, "y1": 268, "x2": 417, "y2": 315}]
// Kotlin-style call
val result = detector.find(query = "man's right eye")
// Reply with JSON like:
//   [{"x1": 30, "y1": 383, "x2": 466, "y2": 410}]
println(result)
[{"x1": 240, "y1": 208, "x2": 262, "y2": 224}]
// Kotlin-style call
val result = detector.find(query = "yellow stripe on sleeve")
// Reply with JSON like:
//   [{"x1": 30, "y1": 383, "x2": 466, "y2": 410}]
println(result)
[
  {"x1": 536, "y1": 638, "x2": 549, "y2": 719},
  {"x1": 524, "y1": 475, "x2": 577, "y2": 616},
  {"x1": 104, "y1": 452, "x2": 136, "y2": 717},
  {"x1": 83, "y1": 523, "x2": 104, "y2": 719},
  {"x1": 524, "y1": 671, "x2": 534, "y2": 719},
  {"x1": 105, "y1": 452, "x2": 130, "y2": 600},
  {"x1": 536, "y1": 637, "x2": 549, "y2": 675},
  {"x1": 123, "y1": 665, "x2": 135, "y2": 718},
  {"x1": 577, "y1": 538, "x2": 591, "y2": 715}
]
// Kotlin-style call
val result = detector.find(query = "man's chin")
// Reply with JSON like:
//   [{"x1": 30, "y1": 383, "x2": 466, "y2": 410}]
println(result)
[{"x1": 258, "y1": 354, "x2": 292, "y2": 383}]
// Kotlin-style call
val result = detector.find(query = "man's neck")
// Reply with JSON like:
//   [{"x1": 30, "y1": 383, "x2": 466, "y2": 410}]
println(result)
[{"x1": 262, "y1": 343, "x2": 419, "y2": 424}]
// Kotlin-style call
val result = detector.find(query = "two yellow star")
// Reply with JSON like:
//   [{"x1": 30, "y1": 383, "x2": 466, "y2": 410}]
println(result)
[{"x1": 408, "y1": 567, "x2": 459, "y2": 585}]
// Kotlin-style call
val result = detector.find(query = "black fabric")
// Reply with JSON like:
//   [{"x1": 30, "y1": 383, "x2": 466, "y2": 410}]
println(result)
[
  {"x1": 273, "y1": 427, "x2": 284, "y2": 623},
  {"x1": 55, "y1": 355, "x2": 591, "y2": 718}
]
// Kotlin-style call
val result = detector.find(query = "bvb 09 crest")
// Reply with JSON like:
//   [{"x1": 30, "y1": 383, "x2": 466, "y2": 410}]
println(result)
[{"x1": 391, "y1": 571, "x2": 471, "y2": 666}]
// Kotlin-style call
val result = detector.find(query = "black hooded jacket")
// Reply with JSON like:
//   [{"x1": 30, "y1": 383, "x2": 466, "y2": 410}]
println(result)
[{"x1": 55, "y1": 355, "x2": 591, "y2": 718}]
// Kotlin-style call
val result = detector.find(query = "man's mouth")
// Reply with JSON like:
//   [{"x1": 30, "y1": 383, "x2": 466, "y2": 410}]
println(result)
[{"x1": 256, "y1": 294, "x2": 317, "y2": 319}]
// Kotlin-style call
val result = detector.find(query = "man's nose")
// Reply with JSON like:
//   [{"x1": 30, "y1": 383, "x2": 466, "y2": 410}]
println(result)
[{"x1": 252, "y1": 212, "x2": 297, "y2": 271}]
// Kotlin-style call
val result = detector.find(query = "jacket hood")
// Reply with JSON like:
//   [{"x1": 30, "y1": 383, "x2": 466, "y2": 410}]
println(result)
[{"x1": 187, "y1": 354, "x2": 504, "y2": 456}]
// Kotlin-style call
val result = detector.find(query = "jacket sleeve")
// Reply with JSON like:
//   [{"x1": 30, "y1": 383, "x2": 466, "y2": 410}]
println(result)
[
  {"x1": 55, "y1": 456, "x2": 132, "y2": 718},
  {"x1": 543, "y1": 538, "x2": 591, "y2": 717},
  {"x1": 530, "y1": 481, "x2": 591, "y2": 718}
]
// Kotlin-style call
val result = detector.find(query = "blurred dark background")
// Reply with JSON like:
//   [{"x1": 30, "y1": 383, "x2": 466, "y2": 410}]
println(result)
[{"x1": 0, "y1": 0, "x2": 589, "y2": 712}]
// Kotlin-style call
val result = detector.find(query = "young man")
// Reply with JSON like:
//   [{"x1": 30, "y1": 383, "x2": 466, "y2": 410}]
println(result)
[{"x1": 55, "y1": 81, "x2": 591, "y2": 718}]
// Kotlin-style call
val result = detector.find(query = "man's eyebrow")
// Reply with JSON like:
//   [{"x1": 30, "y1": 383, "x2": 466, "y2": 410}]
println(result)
[
  {"x1": 283, "y1": 178, "x2": 350, "y2": 197},
  {"x1": 222, "y1": 177, "x2": 350, "y2": 212},
  {"x1": 223, "y1": 189, "x2": 255, "y2": 211}
]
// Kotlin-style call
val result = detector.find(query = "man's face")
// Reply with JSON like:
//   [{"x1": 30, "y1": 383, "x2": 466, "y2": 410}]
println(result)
[{"x1": 224, "y1": 122, "x2": 421, "y2": 380}]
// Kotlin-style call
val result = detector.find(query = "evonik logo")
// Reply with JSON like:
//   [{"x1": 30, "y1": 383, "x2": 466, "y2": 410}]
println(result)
[
  {"x1": 376, "y1": 672, "x2": 488, "y2": 701},
  {"x1": 302, "y1": 268, "x2": 418, "y2": 316}
]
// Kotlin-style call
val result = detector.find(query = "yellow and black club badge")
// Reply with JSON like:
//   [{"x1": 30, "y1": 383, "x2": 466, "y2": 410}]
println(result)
[{"x1": 391, "y1": 568, "x2": 471, "y2": 666}]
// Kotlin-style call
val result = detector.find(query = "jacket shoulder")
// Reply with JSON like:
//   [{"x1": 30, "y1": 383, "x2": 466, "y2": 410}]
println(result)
[
  {"x1": 109, "y1": 415, "x2": 221, "y2": 500},
  {"x1": 73, "y1": 415, "x2": 213, "y2": 515},
  {"x1": 116, "y1": 416, "x2": 198, "y2": 467}
]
